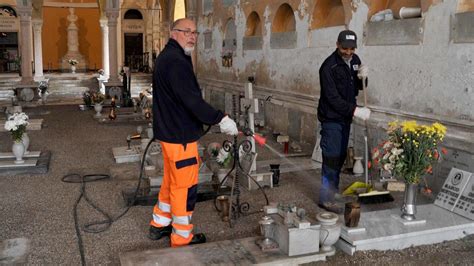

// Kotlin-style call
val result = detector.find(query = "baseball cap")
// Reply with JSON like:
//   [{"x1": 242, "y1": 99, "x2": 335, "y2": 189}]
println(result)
[{"x1": 337, "y1": 30, "x2": 357, "y2": 48}]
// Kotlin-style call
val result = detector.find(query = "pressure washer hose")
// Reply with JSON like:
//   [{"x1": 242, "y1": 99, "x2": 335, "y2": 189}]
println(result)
[{"x1": 62, "y1": 138, "x2": 155, "y2": 266}]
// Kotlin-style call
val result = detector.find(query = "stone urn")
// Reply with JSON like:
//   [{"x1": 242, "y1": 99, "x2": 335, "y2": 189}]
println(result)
[
  {"x1": 12, "y1": 141, "x2": 25, "y2": 164},
  {"x1": 71, "y1": 65, "x2": 76, "y2": 73},
  {"x1": 94, "y1": 103, "x2": 103, "y2": 117},
  {"x1": 316, "y1": 211, "x2": 342, "y2": 252}
]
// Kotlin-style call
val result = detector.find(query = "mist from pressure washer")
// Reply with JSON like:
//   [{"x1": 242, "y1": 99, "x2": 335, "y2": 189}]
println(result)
[{"x1": 259, "y1": 140, "x2": 307, "y2": 173}]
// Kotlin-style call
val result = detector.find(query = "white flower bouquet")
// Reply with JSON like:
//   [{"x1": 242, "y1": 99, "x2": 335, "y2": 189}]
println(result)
[{"x1": 4, "y1": 112, "x2": 29, "y2": 142}]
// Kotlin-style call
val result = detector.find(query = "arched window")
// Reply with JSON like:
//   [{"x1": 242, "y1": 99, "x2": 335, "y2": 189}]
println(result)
[
  {"x1": 124, "y1": 9, "x2": 143, "y2": 20},
  {"x1": 246, "y1": 12, "x2": 261, "y2": 37},
  {"x1": 311, "y1": 0, "x2": 345, "y2": 30},
  {"x1": 272, "y1": 4, "x2": 295, "y2": 33}
]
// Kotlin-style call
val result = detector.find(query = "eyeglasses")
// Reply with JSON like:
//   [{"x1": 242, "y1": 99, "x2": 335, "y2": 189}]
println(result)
[{"x1": 173, "y1": 29, "x2": 200, "y2": 37}]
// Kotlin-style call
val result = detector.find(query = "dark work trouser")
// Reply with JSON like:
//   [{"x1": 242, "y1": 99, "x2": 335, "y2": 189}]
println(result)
[{"x1": 319, "y1": 121, "x2": 351, "y2": 204}]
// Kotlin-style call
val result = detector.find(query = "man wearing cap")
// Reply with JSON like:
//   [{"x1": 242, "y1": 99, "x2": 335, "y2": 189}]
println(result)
[{"x1": 317, "y1": 30, "x2": 370, "y2": 213}]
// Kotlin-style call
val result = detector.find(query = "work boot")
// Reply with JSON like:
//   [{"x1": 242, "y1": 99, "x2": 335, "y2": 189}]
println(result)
[
  {"x1": 148, "y1": 225, "x2": 172, "y2": 240},
  {"x1": 189, "y1": 233, "x2": 207, "y2": 245},
  {"x1": 318, "y1": 202, "x2": 343, "y2": 214}
]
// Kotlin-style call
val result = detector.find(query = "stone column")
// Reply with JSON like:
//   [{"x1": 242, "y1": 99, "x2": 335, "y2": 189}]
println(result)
[
  {"x1": 99, "y1": 18, "x2": 110, "y2": 79},
  {"x1": 185, "y1": 0, "x2": 197, "y2": 71},
  {"x1": 32, "y1": 19, "x2": 44, "y2": 81},
  {"x1": 17, "y1": 4, "x2": 33, "y2": 84},
  {"x1": 185, "y1": 0, "x2": 197, "y2": 22},
  {"x1": 105, "y1": 8, "x2": 121, "y2": 84}
]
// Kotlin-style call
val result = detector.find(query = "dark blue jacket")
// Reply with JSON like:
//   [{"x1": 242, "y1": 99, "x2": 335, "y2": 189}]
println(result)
[
  {"x1": 152, "y1": 39, "x2": 225, "y2": 144},
  {"x1": 317, "y1": 49, "x2": 363, "y2": 123}
]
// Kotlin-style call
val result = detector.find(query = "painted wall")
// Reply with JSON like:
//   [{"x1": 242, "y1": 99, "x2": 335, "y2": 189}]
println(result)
[
  {"x1": 196, "y1": 0, "x2": 474, "y2": 185},
  {"x1": 42, "y1": 7, "x2": 101, "y2": 70}
]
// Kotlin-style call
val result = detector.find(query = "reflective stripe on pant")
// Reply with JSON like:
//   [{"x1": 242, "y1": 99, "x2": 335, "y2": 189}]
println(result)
[
  {"x1": 319, "y1": 121, "x2": 350, "y2": 204},
  {"x1": 150, "y1": 141, "x2": 200, "y2": 247}
]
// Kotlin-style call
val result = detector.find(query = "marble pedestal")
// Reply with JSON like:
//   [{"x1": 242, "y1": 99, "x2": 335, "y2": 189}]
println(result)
[
  {"x1": 257, "y1": 157, "x2": 321, "y2": 175},
  {"x1": 241, "y1": 171, "x2": 274, "y2": 190},
  {"x1": 120, "y1": 236, "x2": 334, "y2": 266},
  {"x1": 0, "y1": 151, "x2": 51, "y2": 176},
  {"x1": 112, "y1": 143, "x2": 161, "y2": 163},
  {"x1": 336, "y1": 204, "x2": 474, "y2": 255}
]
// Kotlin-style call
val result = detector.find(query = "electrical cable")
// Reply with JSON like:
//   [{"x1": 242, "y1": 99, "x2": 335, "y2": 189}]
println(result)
[{"x1": 62, "y1": 138, "x2": 155, "y2": 266}]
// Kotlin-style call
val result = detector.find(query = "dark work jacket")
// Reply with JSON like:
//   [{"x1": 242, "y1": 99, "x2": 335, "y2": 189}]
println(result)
[
  {"x1": 317, "y1": 49, "x2": 363, "y2": 123},
  {"x1": 152, "y1": 39, "x2": 225, "y2": 144}
]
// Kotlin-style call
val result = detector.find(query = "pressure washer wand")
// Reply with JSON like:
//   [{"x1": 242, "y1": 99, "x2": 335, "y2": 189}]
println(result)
[{"x1": 240, "y1": 128, "x2": 267, "y2": 147}]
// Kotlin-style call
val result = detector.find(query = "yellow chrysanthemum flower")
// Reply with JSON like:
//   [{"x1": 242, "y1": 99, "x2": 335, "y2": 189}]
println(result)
[
  {"x1": 401, "y1": 120, "x2": 418, "y2": 133},
  {"x1": 433, "y1": 122, "x2": 447, "y2": 137}
]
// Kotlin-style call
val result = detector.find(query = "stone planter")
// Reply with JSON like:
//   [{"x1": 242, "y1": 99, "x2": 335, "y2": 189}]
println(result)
[
  {"x1": 316, "y1": 211, "x2": 341, "y2": 252},
  {"x1": 71, "y1": 65, "x2": 76, "y2": 73},
  {"x1": 94, "y1": 103, "x2": 103, "y2": 117}
]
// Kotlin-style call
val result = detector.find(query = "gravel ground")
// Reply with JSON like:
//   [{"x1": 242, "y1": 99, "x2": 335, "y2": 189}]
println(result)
[{"x1": 1, "y1": 105, "x2": 473, "y2": 265}]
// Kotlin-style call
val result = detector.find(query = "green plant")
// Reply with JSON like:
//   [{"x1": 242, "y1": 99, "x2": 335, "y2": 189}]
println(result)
[
  {"x1": 83, "y1": 92, "x2": 92, "y2": 106},
  {"x1": 68, "y1": 59, "x2": 78, "y2": 66},
  {"x1": 91, "y1": 92, "x2": 105, "y2": 104},
  {"x1": 373, "y1": 120, "x2": 447, "y2": 184}
]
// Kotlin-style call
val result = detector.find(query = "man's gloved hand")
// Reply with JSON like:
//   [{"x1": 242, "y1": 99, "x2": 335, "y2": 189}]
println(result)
[
  {"x1": 354, "y1": 107, "x2": 371, "y2": 121},
  {"x1": 357, "y1": 64, "x2": 368, "y2": 79},
  {"x1": 219, "y1": 116, "x2": 238, "y2": 135}
]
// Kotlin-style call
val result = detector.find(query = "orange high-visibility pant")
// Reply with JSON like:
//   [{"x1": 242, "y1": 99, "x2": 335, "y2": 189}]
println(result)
[{"x1": 150, "y1": 141, "x2": 200, "y2": 247}]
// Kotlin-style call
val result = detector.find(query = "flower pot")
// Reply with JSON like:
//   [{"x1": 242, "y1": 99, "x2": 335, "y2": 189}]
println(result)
[
  {"x1": 21, "y1": 132, "x2": 30, "y2": 154},
  {"x1": 94, "y1": 103, "x2": 103, "y2": 117},
  {"x1": 12, "y1": 141, "x2": 25, "y2": 164},
  {"x1": 71, "y1": 65, "x2": 76, "y2": 74},
  {"x1": 401, "y1": 183, "x2": 418, "y2": 220}
]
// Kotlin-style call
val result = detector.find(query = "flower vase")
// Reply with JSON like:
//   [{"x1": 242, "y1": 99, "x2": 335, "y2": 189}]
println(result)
[
  {"x1": 12, "y1": 141, "x2": 25, "y2": 164},
  {"x1": 316, "y1": 212, "x2": 342, "y2": 252},
  {"x1": 71, "y1": 65, "x2": 76, "y2": 74},
  {"x1": 401, "y1": 183, "x2": 418, "y2": 220},
  {"x1": 94, "y1": 103, "x2": 103, "y2": 117},
  {"x1": 22, "y1": 132, "x2": 30, "y2": 154}
]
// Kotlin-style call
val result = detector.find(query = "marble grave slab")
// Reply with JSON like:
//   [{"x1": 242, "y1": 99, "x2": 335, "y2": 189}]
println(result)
[
  {"x1": 336, "y1": 204, "x2": 474, "y2": 255},
  {"x1": 0, "y1": 159, "x2": 38, "y2": 168},
  {"x1": 112, "y1": 143, "x2": 161, "y2": 163},
  {"x1": 0, "y1": 151, "x2": 51, "y2": 176},
  {"x1": 0, "y1": 151, "x2": 41, "y2": 159},
  {"x1": 120, "y1": 236, "x2": 334, "y2": 266}
]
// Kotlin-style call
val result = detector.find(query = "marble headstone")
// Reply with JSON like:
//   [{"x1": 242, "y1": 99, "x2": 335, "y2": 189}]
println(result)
[{"x1": 435, "y1": 168, "x2": 473, "y2": 220}]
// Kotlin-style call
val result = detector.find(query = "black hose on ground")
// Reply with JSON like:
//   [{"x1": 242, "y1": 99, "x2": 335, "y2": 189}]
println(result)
[{"x1": 62, "y1": 138, "x2": 155, "y2": 266}]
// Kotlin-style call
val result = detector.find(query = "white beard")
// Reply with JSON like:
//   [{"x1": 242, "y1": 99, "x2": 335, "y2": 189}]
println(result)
[{"x1": 184, "y1": 46, "x2": 194, "y2": 56}]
